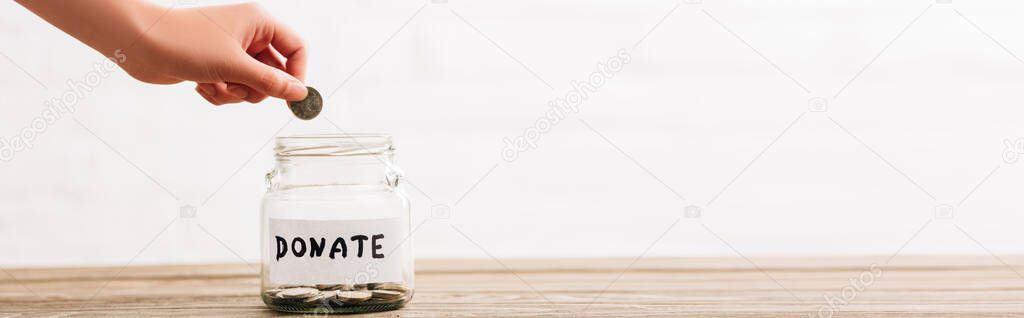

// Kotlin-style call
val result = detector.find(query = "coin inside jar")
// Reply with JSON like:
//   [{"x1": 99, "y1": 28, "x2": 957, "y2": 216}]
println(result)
[
  {"x1": 370, "y1": 290, "x2": 403, "y2": 301},
  {"x1": 316, "y1": 284, "x2": 353, "y2": 291},
  {"x1": 276, "y1": 287, "x2": 319, "y2": 299},
  {"x1": 303, "y1": 290, "x2": 337, "y2": 304},
  {"x1": 262, "y1": 288, "x2": 283, "y2": 297},
  {"x1": 335, "y1": 291, "x2": 373, "y2": 303},
  {"x1": 368, "y1": 282, "x2": 408, "y2": 293}
]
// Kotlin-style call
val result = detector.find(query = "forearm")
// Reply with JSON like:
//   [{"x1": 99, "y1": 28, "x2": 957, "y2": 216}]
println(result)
[{"x1": 16, "y1": 0, "x2": 164, "y2": 57}]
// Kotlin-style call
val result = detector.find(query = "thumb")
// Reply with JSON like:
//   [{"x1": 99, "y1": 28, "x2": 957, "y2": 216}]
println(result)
[{"x1": 223, "y1": 58, "x2": 307, "y2": 101}]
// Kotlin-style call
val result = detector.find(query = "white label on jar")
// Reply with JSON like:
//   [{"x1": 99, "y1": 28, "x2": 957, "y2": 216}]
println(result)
[{"x1": 268, "y1": 218, "x2": 405, "y2": 285}]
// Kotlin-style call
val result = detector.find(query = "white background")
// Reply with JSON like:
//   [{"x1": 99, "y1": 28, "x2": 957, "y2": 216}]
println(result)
[{"x1": 2, "y1": 0, "x2": 1023, "y2": 267}]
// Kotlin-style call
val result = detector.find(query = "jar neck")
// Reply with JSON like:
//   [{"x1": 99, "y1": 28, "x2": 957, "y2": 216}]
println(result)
[
  {"x1": 270, "y1": 155, "x2": 401, "y2": 190},
  {"x1": 267, "y1": 134, "x2": 400, "y2": 191}
]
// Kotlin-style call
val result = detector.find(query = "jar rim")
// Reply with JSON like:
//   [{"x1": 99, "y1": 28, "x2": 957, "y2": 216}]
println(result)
[
  {"x1": 275, "y1": 133, "x2": 393, "y2": 157},
  {"x1": 276, "y1": 133, "x2": 389, "y2": 140}
]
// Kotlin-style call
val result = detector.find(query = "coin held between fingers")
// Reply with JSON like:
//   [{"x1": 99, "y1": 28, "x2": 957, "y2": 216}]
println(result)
[{"x1": 287, "y1": 86, "x2": 322, "y2": 120}]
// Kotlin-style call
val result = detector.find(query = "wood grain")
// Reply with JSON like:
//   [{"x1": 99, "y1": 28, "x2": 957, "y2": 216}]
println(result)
[{"x1": 1, "y1": 256, "x2": 1023, "y2": 317}]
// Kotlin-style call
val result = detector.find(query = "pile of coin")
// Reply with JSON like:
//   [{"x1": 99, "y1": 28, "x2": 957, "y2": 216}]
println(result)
[{"x1": 263, "y1": 282, "x2": 409, "y2": 310}]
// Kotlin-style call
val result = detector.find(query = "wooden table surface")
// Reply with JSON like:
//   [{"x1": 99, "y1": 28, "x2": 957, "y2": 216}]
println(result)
[{"x1": 2, "y1": 256, "x2": 1023, "y2": 317}]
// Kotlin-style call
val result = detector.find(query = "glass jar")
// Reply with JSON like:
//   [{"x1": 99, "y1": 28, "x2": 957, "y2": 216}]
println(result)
[{"x1": 260, "y1": 134, "x2": 413, "y2": 314}]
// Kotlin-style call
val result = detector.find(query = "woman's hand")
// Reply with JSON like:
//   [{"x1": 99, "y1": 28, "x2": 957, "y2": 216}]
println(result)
[{"x1": 18, "y1": 1, "x2": 308, "y2": 105}]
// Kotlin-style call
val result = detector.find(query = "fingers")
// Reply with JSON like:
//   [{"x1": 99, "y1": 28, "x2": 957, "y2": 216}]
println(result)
[
  {"x1": 269, "y1": 21, "x2": 307, "y2": 81},
  {"x1": 230, "y1": 83, "x2": 267, "y2": 103},
  {"x1": 197, "y1": 7, "x2": 308, "y2": 104},
  {"x1": 196, "y1": 82, "x2": 241, "y2": 105},
  {"x1": 242, "y1": 48, "x2": 286, "y2": 103},
  {"x1": 222, "y1": 56, "x2": 307, "y2": 101},
  {"x1": 196, "y1": 82, "x2": 255, "y2": 105},
  {"x1": 196, "y1": 47, "x2": 288, "y2": 106},
  {"x1": 255, "y1": 47, "x2": 285, "y2": 70},
  {"x1": 196, "y1": 85, "x2": 219, "y2": 105},
  {"x1": 196, "y1": 82, "x2": 270, "y2": 105}
]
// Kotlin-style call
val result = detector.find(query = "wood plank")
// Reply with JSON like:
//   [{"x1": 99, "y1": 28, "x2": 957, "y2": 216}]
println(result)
[{"x1": 1, "y1": 256, "x2": 1022, "y2": 317}]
